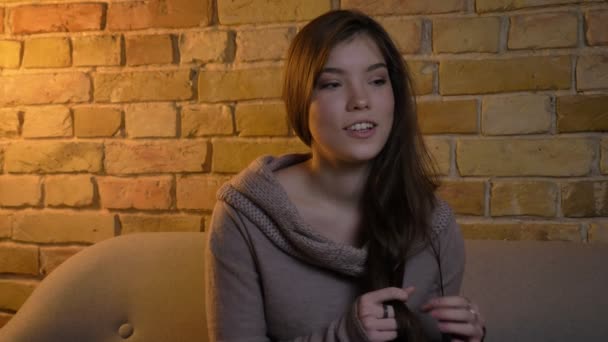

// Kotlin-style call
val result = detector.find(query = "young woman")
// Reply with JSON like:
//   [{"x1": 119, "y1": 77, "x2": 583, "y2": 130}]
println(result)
[{"x1": 205, "y1": 10, "x2": 486, "y2": 342}]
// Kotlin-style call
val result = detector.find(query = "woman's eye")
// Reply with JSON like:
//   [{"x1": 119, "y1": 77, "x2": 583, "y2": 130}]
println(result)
[
  {"x1": 372, "y1": 78, "x2": 387, "y2": 86},
  {"x1": 319, "y1": 82, "x2": 341, "y2": 89}
]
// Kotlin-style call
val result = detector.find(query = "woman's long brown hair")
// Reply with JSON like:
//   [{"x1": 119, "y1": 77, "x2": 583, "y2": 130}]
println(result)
[{"x1": 283, "y1": 10, "x2": 440, "y2": 341}]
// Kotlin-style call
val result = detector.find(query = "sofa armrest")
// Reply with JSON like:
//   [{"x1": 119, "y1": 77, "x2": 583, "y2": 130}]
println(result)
[{"x1": 0, "y1": 232, "x2": 208, "y2": 342}]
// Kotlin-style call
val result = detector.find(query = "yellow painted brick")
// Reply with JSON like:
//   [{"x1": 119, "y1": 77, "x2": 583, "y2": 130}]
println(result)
[
  {"x1": 378, "y1": 17, "x2": 422, "y2": 54},
  {"x1": 477, "y1": 0, "x2": 599, "y2": 12},
  {"x1": 0, "y1": 8, "x2": 4, "y2": 34},
  {"x1": 126, "y1": 34, "x2": 173, "y2": 66},
  {"x1": 0, "y1": 176, "x2": 41, "y2": 207},
  {"x1": 418, "y1": 100, "x2": 477, "y2": 134},
  {"x1": 12, "y1": 211, "x2": 114, "y2": 243},
  {"x1": 491, "y1": 181, "x2": 557, "y2": 217},
  {"x1": 11, "y1": 3, "x2": 103, "y2": 34},
  {"x1": 203, "y1": 215, "x2": 211, "y2": 232},
  {"x1": 0, "y1": 212, "x2": 12, "y2": 239},
  {"x1": 482, "y1": 95, "x2": 551, "y2": 135},
  {"x1": 218, "y1": 0, "x2": 330, "y2": 24},
  {"x1": 198, "y1": 68, "x2": 283, "y2": 102},
  {"x1": 424, "y1": 138, "x2": 451, "y2": 176},
  {"x1": 602, "y1": 138, "x2": 608, "y2": 175},
  {"x1": 589, "y1": 222, "x2": 608, "y2": 243},
  {"x1": 440, "y1": 56, "x2": 571, "y2": 95},
  {"x1": 457, "y1": 138, "x2": 595, "y2": 176},
  {"x1": 98, "y1": 176, "x2": 172, "y2": 210},
  {"x1": 181, "y1": 104, "x2": 233, "y2": 137},
  {"x1": 577, "y1": 55, "x2": 608, "y2": 91},
  {"x1": 107, "y1": 0, "x2": 212, "y2": 30},
  {"x1": 40, "y1": 246, "x2": 83, "y2": 276},
  {"x1": 437, "y1": 181, "x2": 485, "y2": 215},
  {"x1": 0, "y1": 143, "x2": 3, "y2": 174},
  {"x1": 105, "y1": 140, "x2": 207, "y2": 174},
  {"x1": 45, "y1": 175, "x2": 94, "y2": 207},
  {"x1": 562, "y1": 181, "x2": 608, "y2": 217},
  {"x1": 343, "y1": 0, "x2": 466, "y2": 15},
  {"x1": 22, "y1": 37, "x2": 71, "y2": 68},
  {"x1": 460, "y1": 222, "x2": 581, "y2": 241},
  {"x1": 236, "y1": 27, "x2": 293, "y2": 62},
  {"x1": 5, "y1": 141, "x2": 102, "y2": 173},
  {"x1": 212, "y1": 138, "x2": 309, "y2": 173},
  {"x1": 0, "y1": 40, "x2": 21, "y2": 68},
  {"x1": 0, "y1": 243, "x2": 39, "y2": 275},
  {"x1": 433, "y1": 17, "x2": 500, "y2": 53},
  {"x1": 407, "y1": 61, "x2": 435, "y2": 95},
  {"x1": 106, "y1": 1, "x2": 156, "y2": 30},
  {"x1": 0, "y1": 109, "x2": 19, "y2": 138},
  {"x1": 236, "y1": 102, "x2": 289, "y2": 137},
  {"x1": 557, "y1": 95, "x2": 608, "y2": 132},
  {"x1": 120, "y1": 214, "x2": 202, "y2": 234},
  {"x1": 74, "y1": 106, "x2": 122, "y2": 138},
  {"x1": 153, "y1": 0, "x2": 213, "y2": 28},
  {"x1": 72, "y1": 35, "x2": 121, "y2": 66},
  {"x1": 508, "y1": 12, "x2": 578, "y2": 50},
  {"x1": 22, "y1": 106, "x2": 72, "y2": 138},
  {"x1": 181, "y1": 30, "x2": 232, "y2": 63},
  {"x1": 125, "y1": 103, "x2": 176, "y2": 138},
  {"x1": 586, "y1": 10, "x2": 608, "y2": 46},
  {"x1": 0, "y1": 73, "x2": 90, "y2": 106},
  {"x1": 0, "y1": 280, "x2": 37, "y2": 311},
  {"x1": 176, "y1": 174, "x2": 231, "y2": 210},
  {"x1": 94, "y1": 70, "x2": 192, "y2": 102}
]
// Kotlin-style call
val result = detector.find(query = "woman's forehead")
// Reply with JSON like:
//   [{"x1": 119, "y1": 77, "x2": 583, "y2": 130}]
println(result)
[{"x1": 323, "y1": 34, "x2": 386, "y2": 70}]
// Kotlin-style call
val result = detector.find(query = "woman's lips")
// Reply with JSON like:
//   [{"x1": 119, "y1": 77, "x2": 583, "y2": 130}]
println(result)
[{"x1": 345, "y1": 125, "x2": 376, "y2": 139}]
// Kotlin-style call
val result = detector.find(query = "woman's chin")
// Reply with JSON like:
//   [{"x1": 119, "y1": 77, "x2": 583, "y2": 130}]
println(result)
[{"x1": 337, "y1": 149, "x2": 384, "y2": 166}]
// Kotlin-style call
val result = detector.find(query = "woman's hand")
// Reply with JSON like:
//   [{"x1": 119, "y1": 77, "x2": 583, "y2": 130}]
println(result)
[
  {"x1": 422, "y1": 296, "x2": 486, "y2": 342},
  {"x1": 356, "y1": 286, "x2": 415, "y2": 342}
]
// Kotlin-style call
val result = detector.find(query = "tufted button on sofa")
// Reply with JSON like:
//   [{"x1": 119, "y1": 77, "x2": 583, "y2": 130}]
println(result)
[{"x1": 1, "y1": 233, "x2": 607, "y2": 341}]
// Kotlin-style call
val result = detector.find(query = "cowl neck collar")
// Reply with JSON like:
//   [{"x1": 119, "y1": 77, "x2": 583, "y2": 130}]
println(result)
[{"x1": 217, "y1": 154, "x2": 368, "y2": 277}]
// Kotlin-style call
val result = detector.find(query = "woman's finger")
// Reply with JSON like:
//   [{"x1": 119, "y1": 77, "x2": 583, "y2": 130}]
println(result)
[
  {"x1": 422, "y1": 296, "x2": 468, "y2": 310},
  {"x1": 359, "y1": 287, "x2": 414, "y2": 318},
  {"x1": 429, "y1": 308, "x2": 475, "y2": 322},
  {"x1": 367, "y1": 330, "x2": 398, "y2": 342},
  {"x1": 360, "y1": 315, "x2": 398, "y2": 331},
  {"x1": 373, "y1": 318, "x2": 399, "y2": 331},
  {"x1": 375, "y1": 303, "x2": 395, "y2": 319},
  {"x1": 437, "y1": 321, "x2": 483, "y2": 339},
  {"x1": 364, "y1": 286, "x2": 415, "y2": 304}
]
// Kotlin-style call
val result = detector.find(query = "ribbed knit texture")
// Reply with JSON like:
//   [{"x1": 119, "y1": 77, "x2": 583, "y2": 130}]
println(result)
[{"x1": 217, "y1": 154, "x2": 453, "y2": 277}]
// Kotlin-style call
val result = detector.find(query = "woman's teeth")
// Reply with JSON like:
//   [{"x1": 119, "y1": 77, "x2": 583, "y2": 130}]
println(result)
[{"x1": 347, "y1": 122, "x2": 375, "y2": 131}]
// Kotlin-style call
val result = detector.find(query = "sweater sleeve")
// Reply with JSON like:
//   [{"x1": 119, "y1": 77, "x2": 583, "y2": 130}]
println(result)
[
  {"x1": 437, "y1": 206, "x2": 465, "y2": 296},
  {"x1": 205, "y1": 201, "x2": 370, "y2": 342}
]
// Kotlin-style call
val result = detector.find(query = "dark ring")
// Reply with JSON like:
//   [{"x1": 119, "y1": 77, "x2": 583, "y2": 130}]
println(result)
[{"x1": 382, "y1": 304, "x2": 389, "y2": 319}]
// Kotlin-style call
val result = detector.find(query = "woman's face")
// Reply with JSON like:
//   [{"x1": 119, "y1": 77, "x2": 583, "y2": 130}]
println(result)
[{"x1": 308, "y1": 34, "x2": 395, "y2": 167}]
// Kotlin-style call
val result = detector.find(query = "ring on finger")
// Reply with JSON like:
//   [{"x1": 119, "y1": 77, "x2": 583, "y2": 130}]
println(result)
[
  {"x1": 468, "y1": 308, "x2": 479, "y2": 323},
  {"x1": 382, "y1": 304, "x2": 390, "y2": 319}
]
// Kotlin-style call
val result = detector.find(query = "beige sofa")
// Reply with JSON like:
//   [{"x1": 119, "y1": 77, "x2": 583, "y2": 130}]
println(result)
[{"x1": 1, "y1": 233, "x2": 607, "y2": 341}]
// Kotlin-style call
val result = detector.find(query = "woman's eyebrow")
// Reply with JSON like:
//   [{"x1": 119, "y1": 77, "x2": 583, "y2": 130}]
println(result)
[
  {"x1": 320, "y1": 62, "x2": 388, "y2": 75},
  {"x1": 366, "y1": 63, "x2": 388, "y2": 72}
]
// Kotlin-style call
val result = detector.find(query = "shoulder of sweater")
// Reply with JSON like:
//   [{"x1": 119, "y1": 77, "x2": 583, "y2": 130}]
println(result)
[{"x1": 430, "y1": 197, "x2": 456, "y2": 234}]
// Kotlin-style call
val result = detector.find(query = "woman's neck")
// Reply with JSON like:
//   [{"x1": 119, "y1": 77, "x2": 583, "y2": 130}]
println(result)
[{"x1": 303, "y1": 153, "x2": 370, "y2": 207}]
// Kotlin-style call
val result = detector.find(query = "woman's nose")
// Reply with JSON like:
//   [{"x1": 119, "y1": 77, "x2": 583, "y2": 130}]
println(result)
[{"x1": 347, "y1": 88, "x2": 369, "y2": 111}]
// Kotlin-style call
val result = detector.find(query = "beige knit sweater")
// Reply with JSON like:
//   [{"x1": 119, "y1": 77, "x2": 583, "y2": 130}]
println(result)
[{"x1": 205, "y1": 154, "x2": 465, "y2": 342}]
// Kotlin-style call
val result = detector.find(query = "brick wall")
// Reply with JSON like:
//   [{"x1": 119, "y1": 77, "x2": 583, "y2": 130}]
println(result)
[{"x1": 0, "y1": 0, "x2": 607, "y2": 326}]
